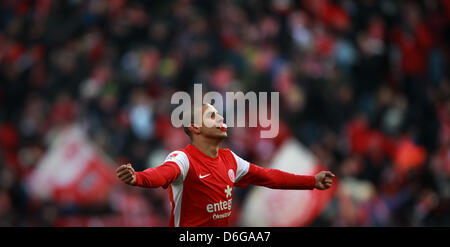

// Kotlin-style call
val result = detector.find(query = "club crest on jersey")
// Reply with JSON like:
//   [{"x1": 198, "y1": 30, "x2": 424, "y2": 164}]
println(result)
[{"x1": 228, "y1": 169, "x2": 235, "y2": 183}]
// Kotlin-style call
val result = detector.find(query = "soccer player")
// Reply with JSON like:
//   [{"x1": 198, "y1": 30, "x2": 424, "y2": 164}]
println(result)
[{"x1": 116, "y1": 103, "x2": 335, "y2": 226}]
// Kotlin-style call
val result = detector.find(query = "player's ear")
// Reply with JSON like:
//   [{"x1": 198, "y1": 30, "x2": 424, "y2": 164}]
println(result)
[{"x1": 188, "y1": 124, "x2": 201, "y2": 135}]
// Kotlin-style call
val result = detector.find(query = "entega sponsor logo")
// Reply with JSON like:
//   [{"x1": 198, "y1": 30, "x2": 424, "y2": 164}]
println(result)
[{"x1": 206, "y1": 198, "x2": 232, "y2": 213}]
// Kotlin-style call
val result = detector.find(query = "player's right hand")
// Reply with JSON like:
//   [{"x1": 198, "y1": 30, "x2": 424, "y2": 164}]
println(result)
[{"x1": 116, "y1": 163, "x2": 136, "y2": 185}]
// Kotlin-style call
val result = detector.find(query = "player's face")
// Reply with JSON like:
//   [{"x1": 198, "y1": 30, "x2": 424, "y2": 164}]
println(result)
[{"x1": 199, "y1": 104, "x2": 228, "y2": 139}]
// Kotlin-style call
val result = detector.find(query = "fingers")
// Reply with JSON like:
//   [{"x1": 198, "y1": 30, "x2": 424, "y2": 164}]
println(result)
[
  {"x1": 116, "y1": 163, "x2": 136, "y2": 184},
  {"x1": 118, "y1": 171, "x2": 135, "y2": 185},
  {"x1": 118, "y1": 171, "x2": 133, "y2": 180},
  {"x1": 319, "y1": 182, "x2": 332, "y2": 190},
  {"x1": 324, "y1": 176, "x2": 333, "y2": 186},
  {"x1": 323, "y1": 171, "x2": 336, "y2": 178},
  {"x1": 316, "y1": 171, "x2": 335, "y2": 190},
  {"x1": 324, "y1": 175, "x2": 333, "y2": 183},
  {"x1": 117, "y1": 167, "x2": 132, "y2": 177},
  {"x1": 116, "y1": 163, "x2": 132, "y2": 173},
  {"x1": 321, "y1": 171, "x2": 335, "y2": 183},
  {"x1": 116, "y1": 165, "x2": 128, "y2": 173},
  {"x1": 123, "y1": 175, "x2": 135, "y2": 184},
  {"x1": 127, "y1": 164, "x2": 135, "y2": 173}
]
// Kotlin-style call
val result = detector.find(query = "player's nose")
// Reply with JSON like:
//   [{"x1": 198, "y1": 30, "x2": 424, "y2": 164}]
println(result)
[{"x1": 216, "y1": 114, "x2": 224, "y2": 123}]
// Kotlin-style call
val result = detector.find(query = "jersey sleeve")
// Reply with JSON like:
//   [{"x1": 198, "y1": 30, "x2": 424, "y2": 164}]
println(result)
[
  {"x1": 234, "y1": 163, "x2": 316, "y2": 190},
  {"x1": 230, "y1": 151, "x2": 250, "y2": 183},
  {"x1": 134, "y1": 150, "x2": 190, "y2": 189}
]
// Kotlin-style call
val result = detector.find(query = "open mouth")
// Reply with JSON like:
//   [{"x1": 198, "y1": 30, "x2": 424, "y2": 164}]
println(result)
[{"x1": 216, "y1": 123, "x2": 227, "y2": 131}]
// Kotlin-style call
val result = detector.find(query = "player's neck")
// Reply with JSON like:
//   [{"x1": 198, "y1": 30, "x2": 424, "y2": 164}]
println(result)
[{"x1": 191, "y1": 138, "x2": 221, "y2": 158}]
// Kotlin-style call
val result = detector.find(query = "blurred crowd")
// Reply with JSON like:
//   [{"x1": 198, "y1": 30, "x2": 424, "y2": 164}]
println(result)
[{"x1": 0, "y1": 0, "x2": 449, "y2": 226}]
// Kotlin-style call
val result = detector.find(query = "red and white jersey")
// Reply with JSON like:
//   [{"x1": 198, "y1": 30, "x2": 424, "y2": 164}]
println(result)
[{"x1": 134, "y1": 144, "x2": 316, "y2": 227}]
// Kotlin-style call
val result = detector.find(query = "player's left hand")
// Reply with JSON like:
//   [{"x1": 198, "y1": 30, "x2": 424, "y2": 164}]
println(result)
[{"x1": 314, "y1": 171, "x2": 335, "y2": 190}]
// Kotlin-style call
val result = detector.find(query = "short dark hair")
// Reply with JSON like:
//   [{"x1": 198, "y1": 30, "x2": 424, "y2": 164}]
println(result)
[
  {"x1": 183, "y1": 125, "x2": 192, "y2": 140},
  {"x1": 183, "y1": 103, "x2": 206, "y2": 140}
]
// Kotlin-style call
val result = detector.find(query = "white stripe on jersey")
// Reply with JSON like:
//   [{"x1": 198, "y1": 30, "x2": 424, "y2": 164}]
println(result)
[
  {"x1": 230, "y1": 151, "x2": 250, "y2": 183},
  {"x1": 164, "y1": 151, "x2": 190, "y2": 181},
  {"x1": 164, "y1": 151, "x2": 190, "y2": 227}
]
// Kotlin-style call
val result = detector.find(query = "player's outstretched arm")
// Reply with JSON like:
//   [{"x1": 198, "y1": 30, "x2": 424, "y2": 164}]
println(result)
[
  {"x1": 314, "y1": 171, "x2": 335, "y2": 190},
  {"x1": 116, "y1": 163, "x2": 136, "y2": 185},
  {"x1": 116, "y1": 161, "x2": 181, "y2": 188},
  {"x1": 235, "y1": 163, "x2": 335, "y2": 190}
]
